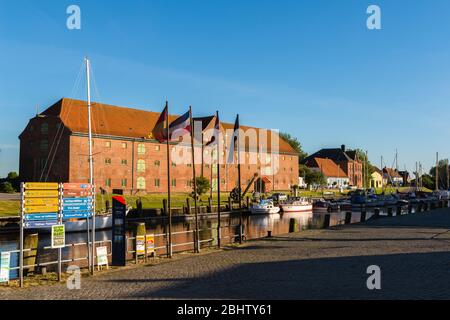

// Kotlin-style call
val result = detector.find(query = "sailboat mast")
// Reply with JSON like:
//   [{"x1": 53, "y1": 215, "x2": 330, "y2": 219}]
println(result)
[
  {"x1": 86, "y1": 58, "x2": 94, "y2": 185},
  {"x1": 85, "y1": 58, "x2": 95, "y2": 275}
]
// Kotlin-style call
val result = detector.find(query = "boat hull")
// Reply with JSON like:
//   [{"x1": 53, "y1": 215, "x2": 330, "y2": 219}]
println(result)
[
  {"x1": 281, "y1": 204, "x2": 313, "y2": 212},
  {"x1": 250, "y1": 207, "x2": 281, "y2": 214}
]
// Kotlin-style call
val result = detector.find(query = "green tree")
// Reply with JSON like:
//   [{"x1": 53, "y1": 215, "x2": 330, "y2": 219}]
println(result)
[
  {"x1": 7, "y1": 172, "x2": 18, "y2": 180},
  {"x1": 421, "y1": 174, "x2": 435, "y2": 190},
  {"x1": 279, "y1": 132, "x2": 308, "y2": 162},
  {"x1": 5, "y1": 171, "x2": 20, "y2": 192},
  {"x1": 305, "y1": 171, "x2": 326, "y2": 187},
  {"x1": 0, "y1": 182, "x2": 15, "y2": 193},
  {"x1": 428, "y1": 160, "x2": 449, "y2": 190},
  {"x1": 299, "y1": 164, "x2": 311, "y2": 177},
  {"x1": 191, "y1": 176, "x2": 210, "y2": 199}
]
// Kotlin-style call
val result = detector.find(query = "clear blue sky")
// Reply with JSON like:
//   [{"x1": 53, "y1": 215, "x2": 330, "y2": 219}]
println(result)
[{"x1": 1, "y1": 0, "x2": 449, "y2": 177}]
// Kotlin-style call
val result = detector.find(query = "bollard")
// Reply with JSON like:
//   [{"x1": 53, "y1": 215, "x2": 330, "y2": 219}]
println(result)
[
  {"x1": 267, "y1": 231, "x2": 272, "y2": 238},
  {"x1": 246, "y1": 196, "x2": 250, "y2": 209},
  {"x1": 345, "y1": 212, "x2": 352, "y2": 225},
  {"x1": 289, "y1": 218, "x2": 299, "y2": 233},
  {"x1": 374, "y1": 209, "x2": 380, "y2": 219},
  {"x1": 387, "y1": 207, "x2": 393, "y2": 217},
  {"x1": 323, "y1": 214, "x2": 331, "y2": 228},
  {"x1": 228, "y1": 197, "x2": 232, "y2": 211},
  {"x1": 408, "y1": 204, "x2": 412, "y2": 214},
  {"x1": 396, "y1": 206, "x2": 402, "y2": 216},
  {"x1": 360, "y1": 211, "x2": 366, "y2": 223},
  {"x1": 105, "y1": 200, "x2": 110, "y2": 212}
]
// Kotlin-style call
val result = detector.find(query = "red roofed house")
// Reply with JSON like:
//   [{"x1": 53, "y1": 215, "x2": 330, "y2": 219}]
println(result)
[{"x1": 304, "y1": 157, "x2": 349, "y2": 188}]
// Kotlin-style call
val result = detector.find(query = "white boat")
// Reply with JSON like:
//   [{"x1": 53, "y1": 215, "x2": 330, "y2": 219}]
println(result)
[
  {"x1": 250, "y1": 200, "x2": 280, "y2": 214},
  {"x1": 280, "y1": 198, "x2": 313, "y2": 212},
  {"x1": 64, "y1": 214, "x2": 112, "y2": 233}
]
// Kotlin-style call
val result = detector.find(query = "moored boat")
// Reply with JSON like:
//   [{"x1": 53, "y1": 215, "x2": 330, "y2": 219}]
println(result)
[
  {"x1": 250, "y1": 200, "x2": 280, "y2": 214},
  {"x1": 280, "y1": 198, "x2": 312, "y2": 212}
]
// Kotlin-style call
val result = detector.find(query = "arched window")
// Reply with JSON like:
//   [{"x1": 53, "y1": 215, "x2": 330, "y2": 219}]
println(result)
[
  {"x1": 137, "y1": 143, "x2": 146, "y2": 155},
  {"x1": 137, "y1": 177, "x2": 146, "y2": 190},
  {"x1": 137, "y1": 160, "x2": 146, "y2": 172}
]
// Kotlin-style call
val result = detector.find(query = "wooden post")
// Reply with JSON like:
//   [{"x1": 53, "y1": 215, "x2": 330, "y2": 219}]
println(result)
[
  {"x1": 289, "y1": 218, "x2": 299, "y2": 233},
  {"x1": 345, "y1": 212, "x2": 352, "y2": 225},
  {"x1": 163, "y1": 199, "x2": 168, "y2": 215},
  {"x1": 360, "y1": 211, "x2": 366, "y2": 223},
  {"x1": 208, "y1": 197, "x2": 212, "y2": 213},
  {"x1": 323, "y1": 214, "x2": 331, "y2": 228},
  {"x1": 186, "y1": 198, "x2": 191, "y2": 215},
  {"x1": 374, "y1": 208, "x2": 380, "y2": 219},
  {"x1": 136, "y1": 198, "x2": 143, "y2": 218},
  {"x1": 23, "y1": 233, "x2": 38, "y2": 276}
]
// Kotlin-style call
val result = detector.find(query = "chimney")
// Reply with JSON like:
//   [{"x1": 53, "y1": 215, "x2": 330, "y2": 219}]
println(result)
[{"x1": 341, "y1": 144, "x2": 346, "y2": 152}]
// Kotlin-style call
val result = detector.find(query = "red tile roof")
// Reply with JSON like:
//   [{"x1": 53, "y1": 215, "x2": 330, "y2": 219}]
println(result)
[
  {"x1": 311, "y1": 158, "x2": 348, "y2": 178},
  {"x1": 38, "y1": 98, "x2": 298, "y2": 154}
]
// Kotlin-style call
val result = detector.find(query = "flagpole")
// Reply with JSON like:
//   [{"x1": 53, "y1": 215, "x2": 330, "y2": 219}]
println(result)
[
  {"x1": 190, "y1": 106, "x2": 200, "y2": 253},
  {"x1": 236, "y1": 114, "x2": 243, "y2": 244},
  {"x1": 165, "y1": 101, "x2": 173, "y2": 258},
  {"x1": 216, "y1": 111, "x2": 221, "y2": 248}
]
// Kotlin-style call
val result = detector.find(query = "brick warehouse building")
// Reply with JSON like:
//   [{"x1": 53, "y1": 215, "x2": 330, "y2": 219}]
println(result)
[{"x1": 19, "y1": 98, "x2": 299, "y2": 194}]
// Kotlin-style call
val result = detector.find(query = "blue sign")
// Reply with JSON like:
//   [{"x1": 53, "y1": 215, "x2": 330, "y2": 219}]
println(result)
[
  {"x1": 63, "y1": 198, "x2": 93, "y2": 205},
  {"x1": 24, "y1": 213, "x2": 58, "y2": 221},
  {"x1": 24, "y1": 220, "x2": 59, "y2": 229},
  {"x1": 63, "y1": 204, "x2": 92, "y2": 212},
  {"x1": 63, "y1": 212, "x2": 92, "y2": 220}
]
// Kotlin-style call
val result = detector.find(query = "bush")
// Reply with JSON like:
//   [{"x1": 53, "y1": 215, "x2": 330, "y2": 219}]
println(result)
[
  {"x1": 191, "y1": 176, "x2": 210, "y2": 199},
  {"x1": 0, "y1": 182, "x2": 15, "y2": 193}
]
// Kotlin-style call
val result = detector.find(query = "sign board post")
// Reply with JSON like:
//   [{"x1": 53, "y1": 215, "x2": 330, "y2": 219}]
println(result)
[
  {"x1": 20, "y1": 182, "x2": 61, "y2": 287},
  {"x1": 146, "y1": 234, "x2": 156, "y2": 258},
  {"x1": 0, "y1": 252, "x2": 11, "y2": 284},
  {"x1": 136, "y1": 235, "x2": 145, "y2": 263},
  {"x1": 96, "y1": 246, "x2": 109, "y2": 270},
  {"x1": 51, "y1": 225, "x2": 65, "y2": 248},
  {"x1": 61, "y1": 183, "x2": 95, "y2": 275},
  {"x1": 112, "y1": 196, "x2": 127, "y2": 266}
]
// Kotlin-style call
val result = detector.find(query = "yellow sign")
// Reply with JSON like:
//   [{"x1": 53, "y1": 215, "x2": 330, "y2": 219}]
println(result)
[
  {"x1": 24, "y1": 198, "x2": 59, "y2": 206},
  {"x1": 146, "y1": 234, "x2": 155, "y2": 254},
  {"x1": 24, "y1": 182, "x2": 59, "y2": 190},
  {"x1": 24, "y1": 190, "x2": 59, "y2": 198},
  {"x1": 24, "y1": 205, "x2": 59, "y2": 213},
  {"x1": 51, "y1": 225, "x2": 65, "y2": 249}
]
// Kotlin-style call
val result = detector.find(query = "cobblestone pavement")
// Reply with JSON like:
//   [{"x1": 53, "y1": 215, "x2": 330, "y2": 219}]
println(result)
[{"x1": 2, "y1": 208, "x2": 450, "y2": 300}]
